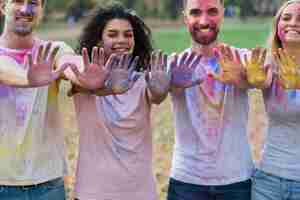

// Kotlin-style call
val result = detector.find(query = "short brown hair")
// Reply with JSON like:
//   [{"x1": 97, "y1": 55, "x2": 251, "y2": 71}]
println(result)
[
  {"x1": 4, "y1": 0, "x2": 46, "y2": 6},
  {"x1": 183, "y1": 0, "x2": 224, "y2": 8}
]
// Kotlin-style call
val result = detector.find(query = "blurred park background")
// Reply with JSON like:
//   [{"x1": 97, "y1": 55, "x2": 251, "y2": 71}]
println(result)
[{"x1": 1, "y1": 0, "x2": 288, "y2": 199}]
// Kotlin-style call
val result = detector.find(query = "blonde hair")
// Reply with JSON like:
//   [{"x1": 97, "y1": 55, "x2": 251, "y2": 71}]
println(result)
[{"x1": 269, "y1": 0, "x2": 300, "y2": 53}]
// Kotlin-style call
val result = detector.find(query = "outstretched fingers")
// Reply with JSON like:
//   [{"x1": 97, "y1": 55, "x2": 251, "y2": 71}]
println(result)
[
  {"x1": 42, "y1": 42, "x2": 52, "y2": 62},
  {"x1": 48, "y1": 46, "x2": 60, "y2": 67},
  {"x1": 82, "y1": 48, "x2": 90, "y2": 72},
  {"x1": 52, "y1": 62, "x2": 71, "y2": 80}
]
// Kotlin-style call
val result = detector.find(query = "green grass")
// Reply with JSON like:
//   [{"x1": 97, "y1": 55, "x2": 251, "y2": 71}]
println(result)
[{"x1": 153, "y1": 17, "x2": 272, "y2": 53}]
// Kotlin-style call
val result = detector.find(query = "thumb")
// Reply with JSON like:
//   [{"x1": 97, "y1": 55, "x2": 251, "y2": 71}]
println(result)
[
  {"x1": 53, "y1": 63, "x2": 71, "y2": 79},
  {"x1": 262, "y1": 64, "x2": 273, "y2": 88}
]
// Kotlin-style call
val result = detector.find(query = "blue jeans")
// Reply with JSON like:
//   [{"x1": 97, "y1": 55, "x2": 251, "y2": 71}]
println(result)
[
  {"x1": 167, "y1": 178, "x2": 251, "y2": 200},
  {"x1": 0, "y1": 177, "x2": 65, "y2": 200},
  {"x1": 252, "y1": 169, "x2": 300, "y2": 200}
]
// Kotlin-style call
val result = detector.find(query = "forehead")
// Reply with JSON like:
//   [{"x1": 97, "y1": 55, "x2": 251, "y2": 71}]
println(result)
[
  {"x1": 104, "y1": 19, "x2": 133, "y2": 31},
  {"x1": 6, "y1": 0, "x2": 43, "y2": 3},
  {"x1": 185, "y1": 0, "x2": 223, "y2": 10},
  {"x1": 281, "y1": 2, "x2": 300, "y2": 15}
]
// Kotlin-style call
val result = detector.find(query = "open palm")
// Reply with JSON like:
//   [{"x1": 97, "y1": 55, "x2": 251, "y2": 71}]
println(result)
[
  {"x1": 27, "y1": 42, "x2": 68, "y2": 87},
  {"x1": 70, "y1": 47, "x2": 110, "y2": 90},
  {"x1": 170, "y1": 51, "x2": 203, "y2": 89},
  {"x1": 146, "y1": 50, "x2": 170, "y2": 95},
  {"x1": 275, "y1": 48, "x2": 300, "y2": 89},
  {"x1": 210, "y1": 45, "x2": 245, "y2": 85}
]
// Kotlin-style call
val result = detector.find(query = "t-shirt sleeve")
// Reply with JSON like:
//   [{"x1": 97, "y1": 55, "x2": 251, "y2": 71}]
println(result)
[
  {"x1": 52, "y1": 41, "x2": 75, "y2": 60},
  {"x1": 51, "y1": 41, "x2": 74, "y2": 97}
]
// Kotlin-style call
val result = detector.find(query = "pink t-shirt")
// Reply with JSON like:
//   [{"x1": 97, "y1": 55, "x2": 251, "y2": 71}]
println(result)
[{"x1": 73, "y1": 76, "x2": 158, "y2": 200}]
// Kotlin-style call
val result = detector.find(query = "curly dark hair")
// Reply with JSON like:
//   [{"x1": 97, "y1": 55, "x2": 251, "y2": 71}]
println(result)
[{"x1": 77, "y1": 2, "x2": 153, "y2": 72}]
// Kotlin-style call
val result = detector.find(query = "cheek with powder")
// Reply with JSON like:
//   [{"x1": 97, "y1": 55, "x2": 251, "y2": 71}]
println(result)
[
  {"x1": 102, "y1": 40, "x2": 113, "y2": 52},
  {"x1": 277, "y1": 23, "x2": 286, "y2": 43},
  {"x1": 23, "y1": 4, "x2": 37, "y2": 16}
]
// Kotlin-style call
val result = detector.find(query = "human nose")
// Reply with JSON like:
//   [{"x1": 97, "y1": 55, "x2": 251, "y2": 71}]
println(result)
[
  {"x1": 116, "y1": 35, "x2": 127, "y2": 43},
  {"x1": 198, "y1": 14, "x2": 210, "y2": 26},
  {"x1": 20, "y1": 3, "x2": 34, "y2": 14}
]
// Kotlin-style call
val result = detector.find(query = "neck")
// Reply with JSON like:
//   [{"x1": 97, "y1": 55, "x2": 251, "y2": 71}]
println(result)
[
  {"x1": 0, "y1": 28, "x2": 35, "y2": 49},
  {"x1": 191, "y1": 40, "x2": 219, "y2": 59}
]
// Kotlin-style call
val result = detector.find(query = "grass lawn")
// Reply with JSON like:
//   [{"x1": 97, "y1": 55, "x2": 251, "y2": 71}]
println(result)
[{"x1": 41, "y1": 17, "x2": 270, "y2": 200}]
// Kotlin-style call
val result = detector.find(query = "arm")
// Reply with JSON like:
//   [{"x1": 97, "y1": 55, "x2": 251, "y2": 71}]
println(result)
[
  {"x1": 169, "y1": 51, "x2": 204, "y2": 93},
  {"x1": 57, "y1": 47, "x2": 109, "y2": 90},
  {"x1": 274, "y1": 48, "x2": 300, "y2": 90},
  {"x1": 67, "y1": 54, "x2": 140, "y2": 97},
  {"x1": 209, "y1": 45, "x2": 251, "y2": 89},
  {"x1": 145, "y1": 51, "x2": 170, "y2": 105},
  {"x1": 0, "y1": 42, "x2": 67, "y2": 88}
]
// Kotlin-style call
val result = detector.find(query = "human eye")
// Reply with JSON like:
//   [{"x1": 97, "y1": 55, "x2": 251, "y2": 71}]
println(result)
[
  {"x1": 208, "y1": 8, "x2": 219, "y2": 16},
  {"x1": 107, "y1": 31, "x2": 118, "y2": 38},
  {"x1": 189, "y1": 9, "x2": 201, "y2": 16},
  {"x1": 125, "y1": 31, "x2": 133, "y2": 38},
  {"x1": 30, "y1": 0, "x2": 39, "y2": 6},
  {"x1": 281, "y1": 14, "x2": 291, "y2": 21}
]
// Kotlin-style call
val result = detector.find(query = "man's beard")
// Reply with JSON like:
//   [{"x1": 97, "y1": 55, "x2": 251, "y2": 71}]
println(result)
[
  {"x1": 190, "y1": 26, "x2": 219, "y2": 46},
  {"x1": 13, "y1": 25, "x2": 33, "y2": 36}
]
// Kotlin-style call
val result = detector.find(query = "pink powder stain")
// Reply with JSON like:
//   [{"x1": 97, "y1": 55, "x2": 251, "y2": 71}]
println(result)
[
  {"x1": 277, "y1": 25, "x2": 286, "y2": 43},
  {"x1": 206, "y1": 76, "x2": 215, "y2": 97}
]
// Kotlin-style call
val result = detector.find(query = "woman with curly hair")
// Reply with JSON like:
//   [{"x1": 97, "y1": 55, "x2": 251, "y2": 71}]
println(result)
[{"x1": 70, "y1": 2, "x2": 171, "y2": 200}]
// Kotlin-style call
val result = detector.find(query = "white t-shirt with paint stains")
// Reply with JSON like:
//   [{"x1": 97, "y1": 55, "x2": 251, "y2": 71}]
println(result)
[
  {"x1": 73, "y1": 76, "x2": 158, "y2": 200},
  {"x1": 170, "y1": 48, "x2": 254, "y2": 185},
  {"x1": 0, "y1": 39, "x2": 74, "y2": 185}
]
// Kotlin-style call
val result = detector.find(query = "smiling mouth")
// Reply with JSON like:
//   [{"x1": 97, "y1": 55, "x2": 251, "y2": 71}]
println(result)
[
  {"x1": 112, "y1": 48, "x2": 130, "y2": 53},
  {"x1": 199, "y1": 28, "x2": 211, "y2": 33},
  {"x1": 194, "y1": 26, "x2": 215, "y2": 34},
  {"x1": 285, "y1": 29, "x2": 300, "y2": 34},
  {"x1": 16, "y1": 16, "x2": 33, "y2": 22}
]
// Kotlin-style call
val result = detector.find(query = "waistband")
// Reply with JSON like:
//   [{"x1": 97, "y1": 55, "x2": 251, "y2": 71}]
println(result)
[{"x1": 0, "y1": 177, "x2": 63, "y2": 190}]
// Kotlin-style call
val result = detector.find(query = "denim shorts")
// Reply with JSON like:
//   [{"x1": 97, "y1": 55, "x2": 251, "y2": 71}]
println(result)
[
  {"x1": 0, "y1": 177, "x2": 65, "y2": 200},
  {"x1": 252, "y1": 169, "x2": 300, "y2": 200},
  {"x1": 167, "y1": 177, "x2": 251, "y2": 200}
]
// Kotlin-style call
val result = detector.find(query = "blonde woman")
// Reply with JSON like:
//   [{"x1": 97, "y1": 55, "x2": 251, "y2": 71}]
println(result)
[{"x1": 250, "y1": 0, "x2": 300, "y2": 199}]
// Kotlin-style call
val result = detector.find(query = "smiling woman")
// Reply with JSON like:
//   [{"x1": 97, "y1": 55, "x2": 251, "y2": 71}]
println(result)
[
  {"x1": 252, "y1": 0, "x2": 300, "y2": 200},
  {"x1": 72, "y1": 3, "x2": 171, "y2": 200}
]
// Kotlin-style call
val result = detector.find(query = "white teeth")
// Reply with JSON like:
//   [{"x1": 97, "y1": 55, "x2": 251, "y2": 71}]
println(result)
[
  {"x1": 200, "y1": 28, "x2": 210, "y2": 33},
  {"x1": 286, "y1": 30, "x2": 300, "y2": 34}
]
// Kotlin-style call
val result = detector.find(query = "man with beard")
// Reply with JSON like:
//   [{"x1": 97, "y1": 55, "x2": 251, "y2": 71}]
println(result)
[{"x1": 167, "y1": 0, "x2": 253, "y2": 199}]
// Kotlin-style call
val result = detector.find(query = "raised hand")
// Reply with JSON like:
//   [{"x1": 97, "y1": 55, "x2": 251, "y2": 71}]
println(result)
[
  {"x1": 27, "y1": 42, "x2": 68, "y2": 87},
  {"x1": 70, "y1": 47, "x2": 109, "y2": 90},
  {"x1": 209, "y1": 44, "x2": 245, "y2": 85},
  {"x1": 170, "y1": 51, "x2": 203, "y2": 89},
  {"x1": 274, "y1": 48, "x2": 300, "y2": 89},
  {"x1": 104, "y1": 54, "x2": 140, "y2": 94},
  {"x1": 244, "y1": 47, "x2": 270, "y2": 88},
  {"x1": 145, "y1": 51, "x2": 170, "y2": 96}
]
